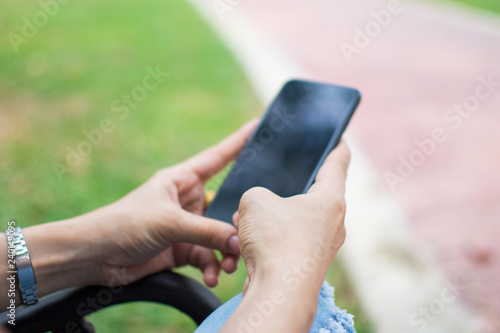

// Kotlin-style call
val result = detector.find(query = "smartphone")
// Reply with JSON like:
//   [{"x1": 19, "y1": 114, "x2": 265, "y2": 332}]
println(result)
[{"x1": 205, "y1": 79, "x2": 361, "y2": 224}]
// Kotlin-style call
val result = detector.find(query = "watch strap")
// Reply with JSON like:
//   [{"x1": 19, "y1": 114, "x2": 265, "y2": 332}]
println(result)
[{"x1": 13, "y1": 227, "x2": 38, "y2": 305}]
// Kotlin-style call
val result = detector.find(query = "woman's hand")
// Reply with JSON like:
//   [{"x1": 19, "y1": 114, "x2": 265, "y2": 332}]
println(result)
[
  {"x1": 84, "y1": 119, "x2": 259, "y2": 287},
  {"x1": 6, "y1": 120, "x2": 257, "y2": 304},
  {"x1": 220, "y1": 142, "x2": 351, "y2": 333},
  {"x1": 237, "y1": 141, "x2": 350, "y2": 292}
]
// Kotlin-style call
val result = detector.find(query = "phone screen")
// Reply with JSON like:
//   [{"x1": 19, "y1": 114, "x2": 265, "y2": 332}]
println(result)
[{"x1": 205, "y1": 80, "x2": 360, "y2": 224}]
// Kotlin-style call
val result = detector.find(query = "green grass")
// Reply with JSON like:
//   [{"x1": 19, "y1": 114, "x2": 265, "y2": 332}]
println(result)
[
  {"x1": 0, "y1": 0, "x2": 371, "y2": 332},
  {"x1": 445, "y1": 0, "x2": 500, "y2": 13}
]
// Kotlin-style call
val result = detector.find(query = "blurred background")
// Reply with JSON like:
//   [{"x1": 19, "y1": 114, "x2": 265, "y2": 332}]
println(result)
[{"x1": 1, "y1": 0, "x2": 499, "y2": 332}]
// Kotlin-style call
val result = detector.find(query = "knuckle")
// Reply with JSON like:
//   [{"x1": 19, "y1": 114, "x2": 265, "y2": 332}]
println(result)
[
  {"x1": 199, "y1": 220, "x2": 231, "y2": 250},
  {"x1": 153, "y1": 168, "x2": 168, "y2": 178},
  {"x1": 240, "y1": 187, "x2": 271, "y2": 206},
  {"x1": 338, "y1": 224, "x2": 347, "y2": 246},
  {"x1": 327, "y1": 191, "x2": 347, "y2": 217},
  {"x1": 152, "y1": 168, "x2": 170, "y2": 183},
  {"x1": 203, "y1": 223, "x2": 218, "y2": 246},
  {"x1": 336, "y1": 197, "x2": 347, "y2": 216}
]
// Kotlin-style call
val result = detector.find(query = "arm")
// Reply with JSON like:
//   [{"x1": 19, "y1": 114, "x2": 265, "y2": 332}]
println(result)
[
  {"x1": 0, "y1": 217, "x2": 101, "y2": 308},
  {"x1": 0, "y1": 120, "x2": 258, "y2": 309},
  {"x1": 221, "y1": 142, "x2": 351, "y2": 333},
  {"x1": 222, "y1": 263, "x2": 324, "y2": 332}
]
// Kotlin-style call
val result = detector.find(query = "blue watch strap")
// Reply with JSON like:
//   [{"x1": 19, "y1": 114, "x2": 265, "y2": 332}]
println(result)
[{"x1": 13, "y1": 227, "x2": 38, "y2": 305}]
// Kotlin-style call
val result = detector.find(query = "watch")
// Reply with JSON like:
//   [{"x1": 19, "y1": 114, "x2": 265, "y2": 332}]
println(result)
[{"x1": 13, "y1": 227, "x2": 38, "y2": 305}]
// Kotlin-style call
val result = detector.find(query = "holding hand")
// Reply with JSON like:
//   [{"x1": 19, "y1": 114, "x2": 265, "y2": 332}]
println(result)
[
  {"x1": 90, "y1": 119, "x2": 259, "y2": 287},
  {"x1": 220, "y1": 142, "x2": 351, "y2": 333},
  {"x1": 0, "y1": 120, "x2": 258, "y2": 308},
  {"x1": 236, "y1": 141, "x2": 350, "y2": 291}
]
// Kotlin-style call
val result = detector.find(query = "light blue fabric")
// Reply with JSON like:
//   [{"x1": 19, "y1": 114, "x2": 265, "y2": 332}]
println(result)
[{"x1": 194, "y1": 281, "x2": 356, "y2": 333}]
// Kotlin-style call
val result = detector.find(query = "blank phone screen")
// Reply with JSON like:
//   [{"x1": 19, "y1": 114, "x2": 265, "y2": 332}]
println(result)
[{"x1": 205, "y1": 80, "x2": 360, "y2": 224}]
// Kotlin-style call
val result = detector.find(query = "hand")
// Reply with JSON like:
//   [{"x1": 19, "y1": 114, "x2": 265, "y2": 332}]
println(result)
[
  {"x1": 89, "y1": 119, "x2": 258, "y2": 287},
  {"x1": 235, "y1": 142, "x2": 350, "y2": 295},
  {"x1": 16, "y1": 120, "x2": 258, "y2": 302},
  {"x1": 220, "y1": 142, "x2": 351, "y2": 333}
]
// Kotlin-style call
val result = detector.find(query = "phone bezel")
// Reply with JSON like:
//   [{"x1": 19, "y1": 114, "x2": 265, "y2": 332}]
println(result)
[{"x1": 205, "y1": 79, "x2": 361, "y2": 222}]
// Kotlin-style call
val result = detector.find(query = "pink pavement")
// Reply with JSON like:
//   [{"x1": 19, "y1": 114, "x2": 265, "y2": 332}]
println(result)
[{"x1": 232, "y1": 0, "x2": 500, "y2": 329}]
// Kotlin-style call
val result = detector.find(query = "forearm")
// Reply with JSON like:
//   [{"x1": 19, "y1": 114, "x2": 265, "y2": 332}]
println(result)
[
  {"x1": 0, "y1": 215, "x2": 102, "y2": 309},
  {"x1": 221, "y1": 263, "x2": 326, "y2": 333}
]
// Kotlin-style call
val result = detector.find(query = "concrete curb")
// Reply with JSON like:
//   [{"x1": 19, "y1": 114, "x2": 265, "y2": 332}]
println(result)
[{"x1": 185, "y1": 1, "x2": 482, "y2": 332}]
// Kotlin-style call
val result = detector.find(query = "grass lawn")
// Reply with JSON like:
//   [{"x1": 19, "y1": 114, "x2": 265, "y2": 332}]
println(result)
[
  {"x1": 446, "y1": 0, "x2": 500, "y2": 13},
  {"x1": 0, "y1": 0, "x2": 371, "y2": 332}
]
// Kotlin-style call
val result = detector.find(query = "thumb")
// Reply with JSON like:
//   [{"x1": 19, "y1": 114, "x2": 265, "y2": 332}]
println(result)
[{"x1": 177, "y1": 211, "x2": 240, "y2": 254}]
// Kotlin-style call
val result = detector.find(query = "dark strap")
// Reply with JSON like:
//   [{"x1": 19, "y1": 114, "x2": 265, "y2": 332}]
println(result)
[{"x1": 0, "y1": 271, "x2": 222, "y2": 333}]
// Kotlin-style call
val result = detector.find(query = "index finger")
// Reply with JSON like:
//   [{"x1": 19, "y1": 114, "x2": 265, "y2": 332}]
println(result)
[
  {"x1": 308, "y1": 141, "x2": 351, "y2": 195},
  {"x1": 182, "y1": 119, "x2": 259, "y2": 181}
]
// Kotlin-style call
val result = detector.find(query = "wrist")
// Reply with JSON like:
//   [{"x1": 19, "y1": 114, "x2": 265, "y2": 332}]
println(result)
[
  {"x1": 250, "y1": 258, "x2": 326, "y2": 302},
  {"x1": 254, "y1": 252, "x2": 330, "y2": 290},
  {"x1": 224, "y1": 260, "x2": 321, "y2": 333},
  {"x1": 22, "y1": 217, "x2": 102, "y2": 296}
]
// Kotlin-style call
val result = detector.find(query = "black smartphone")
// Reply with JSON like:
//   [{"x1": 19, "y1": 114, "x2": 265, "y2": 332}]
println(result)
[{"x1": 205, "y1": 79, "x2": 361, "y2": 224}]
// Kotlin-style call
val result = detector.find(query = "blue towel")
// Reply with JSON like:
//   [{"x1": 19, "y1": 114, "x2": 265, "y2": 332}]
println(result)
[{"x1": 194, "y1": 280, "x2": 356, "y2": 333}]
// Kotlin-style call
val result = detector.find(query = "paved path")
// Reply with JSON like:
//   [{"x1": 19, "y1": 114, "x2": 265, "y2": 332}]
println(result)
[{"x1": 197, "y1": 0, "x2": 500, "y2": 331}]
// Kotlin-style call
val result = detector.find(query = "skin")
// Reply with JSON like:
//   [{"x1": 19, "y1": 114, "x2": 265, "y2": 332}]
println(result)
[
  {"x1": 221, "y1": 141, "x2": 350, "y2": 333},
  {"x1": 0, "y1": 119, "x2": 258, "y2": 308},
  {"x1": 1, "y1": 120, "x2": 351, "y2": 333}
]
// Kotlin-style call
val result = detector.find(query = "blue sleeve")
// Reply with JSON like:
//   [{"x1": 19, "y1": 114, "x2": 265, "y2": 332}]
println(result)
[{"x1": 194, "y1": 281, "x2": 356, "y2": 333}]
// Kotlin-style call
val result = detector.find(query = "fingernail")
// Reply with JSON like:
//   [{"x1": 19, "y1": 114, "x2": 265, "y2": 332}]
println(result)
[{"x1": 228, "y1": 235, "x2": 239, "y2": 253}]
